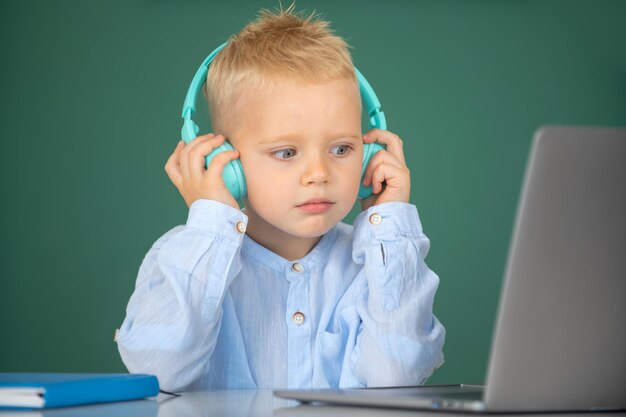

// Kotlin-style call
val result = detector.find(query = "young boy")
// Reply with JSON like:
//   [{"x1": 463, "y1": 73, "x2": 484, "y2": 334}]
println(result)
[{"x1": 116, "y1": 6, "x2": 445, "y2": 392}]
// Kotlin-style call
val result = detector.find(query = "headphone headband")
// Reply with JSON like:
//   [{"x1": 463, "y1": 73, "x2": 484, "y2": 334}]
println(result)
[{"x1": 181, "y1": 42, "x2": 386, "y2": 141}]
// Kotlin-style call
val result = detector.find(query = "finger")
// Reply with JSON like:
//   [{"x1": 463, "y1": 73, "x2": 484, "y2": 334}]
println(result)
[
  {"x1": 205, "y1": 149, "x2": 240, "y2": 182},
  {"x1": 174, "y1": 139, "x2": 185, "y2": 152},
  {"x1": 166, "y1": 140, "x2": 185, "y2": 168},
  {"x1": 362, "y1": 149, "x2": 404, "y2": 187},
  {"x1": 370, "y1": 162, "x2": 409, "y2": 196},
  {"x1": 363, "y1": 129, "x2": 406, "y2": 166},
  {"x1": 182, "y1": 134, "x2": 225, "y2": 182},
  {"x1": 187, "y1": 132, "x2": 217, "y2": 145},
  {"x1": 188, "y1": 135, "x2": 228, "y2": 182},
  {"x1": 371, "y1": 163, "x2": 390, "y2": 195},
  {"x1": 179, "y1": 137, "x2": 205, "y2": 182},
  {"x1": 179, "y1": 133, "x2": 216, "y2": 163},
  {"x1": 164, "y1": 141, "x2": 185, "y2": 187},
  {"x1": 165, "y1": 164, "x2": 183, "y2": 189}
]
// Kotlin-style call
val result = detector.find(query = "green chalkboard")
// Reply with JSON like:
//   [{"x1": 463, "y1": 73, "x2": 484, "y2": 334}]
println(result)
[{"x1": 1, "y1": 0, "x2": 625, "y2": 386}]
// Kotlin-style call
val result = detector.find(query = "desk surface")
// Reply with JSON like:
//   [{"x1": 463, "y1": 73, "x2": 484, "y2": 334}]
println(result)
[{"x1": 2, "y1": 390, "x2": 625, "y2": 417}]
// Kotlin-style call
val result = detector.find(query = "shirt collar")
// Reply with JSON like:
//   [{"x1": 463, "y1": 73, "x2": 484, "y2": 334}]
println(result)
[{"x1": 241, "y1": 225, "x2": 339, "y2": 274}]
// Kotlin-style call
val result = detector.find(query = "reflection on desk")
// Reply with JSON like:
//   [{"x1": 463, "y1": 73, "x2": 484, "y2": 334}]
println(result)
[
  {"x1": 2, "y1": 390, "x2": 625, "y2": 417},
  {"x1": 157, "y1": 390, "x2": 290, "y2": 417}
]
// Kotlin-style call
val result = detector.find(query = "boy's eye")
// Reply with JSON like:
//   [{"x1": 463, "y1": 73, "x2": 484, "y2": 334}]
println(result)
[
  {"x1": 330, "y1": 144, "x2": 351, "y2": 156},
  {"x1": 273, "y1": 148, "x2": 297, "y2": 159}
]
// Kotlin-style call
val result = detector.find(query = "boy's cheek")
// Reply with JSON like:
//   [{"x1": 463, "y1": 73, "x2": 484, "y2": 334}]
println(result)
[{"x1": 245, "y1": 166, "x2": 283, "y2": 197}]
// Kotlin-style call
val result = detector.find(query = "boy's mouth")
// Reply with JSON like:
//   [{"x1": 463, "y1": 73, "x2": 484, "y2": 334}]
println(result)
[{"x1": 296, "y1": 198, "x2": 335, "y2": 214}]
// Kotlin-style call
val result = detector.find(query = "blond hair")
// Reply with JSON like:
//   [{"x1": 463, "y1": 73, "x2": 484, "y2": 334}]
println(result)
[{"x1": 205, "y1": 3, "x2": 357, "y2": 133}]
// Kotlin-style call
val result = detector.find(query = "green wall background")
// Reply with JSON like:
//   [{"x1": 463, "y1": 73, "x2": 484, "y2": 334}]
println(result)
[{"x1": 1, "y1": 0, "x2": 625, "y2": 385}]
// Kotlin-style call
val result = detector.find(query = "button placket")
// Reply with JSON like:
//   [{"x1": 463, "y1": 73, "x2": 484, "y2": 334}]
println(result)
[
  {"x1": 285, "y1": 262, "x2": 312, "y2": 388},
  {"x1": 288, "y1": 263, "x2": 306, "y2": 325}
]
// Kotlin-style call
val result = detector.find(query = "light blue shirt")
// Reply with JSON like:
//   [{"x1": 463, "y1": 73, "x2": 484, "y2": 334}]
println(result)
[{"x1": 116, "y1": 199, "x2": 445, "y2": 391}]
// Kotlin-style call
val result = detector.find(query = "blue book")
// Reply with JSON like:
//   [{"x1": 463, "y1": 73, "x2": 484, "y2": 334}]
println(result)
[{"x1": 0, "y1": 373, "x2": 159, "y2": 409}]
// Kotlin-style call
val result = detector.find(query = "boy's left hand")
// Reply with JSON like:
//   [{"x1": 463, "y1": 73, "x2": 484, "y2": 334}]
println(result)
[{"x1": 360, "y1": 129, "x2": 411, "y2": 211}]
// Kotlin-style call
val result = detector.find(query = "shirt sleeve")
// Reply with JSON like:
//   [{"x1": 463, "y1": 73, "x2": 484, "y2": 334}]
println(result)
[
  {"x1": 116, "y1": 199, "x2": 248, "y2": 391},
  {"x1": 350, "y1": 201, "x2": 446, "y2": 387}
]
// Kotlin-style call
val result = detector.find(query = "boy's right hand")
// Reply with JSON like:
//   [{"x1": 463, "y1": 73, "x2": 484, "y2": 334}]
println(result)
[{"x1": 164, "y1": 134, "x2": 240, "y2": 209}]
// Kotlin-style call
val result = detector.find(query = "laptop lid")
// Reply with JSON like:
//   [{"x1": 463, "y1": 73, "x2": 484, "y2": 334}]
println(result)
[{"x1": 484, "y1": 126, "x2": 626, "y2": 412}]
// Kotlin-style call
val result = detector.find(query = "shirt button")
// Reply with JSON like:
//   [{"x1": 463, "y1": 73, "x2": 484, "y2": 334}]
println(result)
[
  {"x1": 369, "y1": 213, "x2": 382, "y2": 225},
  {"x1": 292, "y1": 312, "x2": 305, "y2": 325},
  {"x1": 291, "y1": 262, "x2": 304, "y2": 273},
  {"x1": 235, "y1": 221, "x2": 246, "y2": 234}
]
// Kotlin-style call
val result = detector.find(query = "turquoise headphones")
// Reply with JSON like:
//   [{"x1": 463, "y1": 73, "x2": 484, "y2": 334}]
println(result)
[{"x1": 181, "y1": 42, "x2": 386, "y2": 201}]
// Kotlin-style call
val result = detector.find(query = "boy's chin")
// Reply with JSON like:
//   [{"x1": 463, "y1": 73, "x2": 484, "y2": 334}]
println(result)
[
  {"x1": 286, "y1": 207, "x2": 354, "y2": 239},
  {"x1": 285, "y1": 227, "x2": 329, "y2": 240},
  {"x1": 281, "y1": 221, "x2": 335, "y2": 240}
]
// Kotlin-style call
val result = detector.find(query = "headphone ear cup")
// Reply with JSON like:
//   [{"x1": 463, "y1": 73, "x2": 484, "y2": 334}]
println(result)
[
  {"x1": 358, "y1": 142, "x2": 385, "y2": 199},
  {"x1": 203, "y1": 142, "x2": 247, "y2": 201}
]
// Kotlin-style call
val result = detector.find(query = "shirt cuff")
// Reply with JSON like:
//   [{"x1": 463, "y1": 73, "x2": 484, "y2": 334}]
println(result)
[
  {"x1": 353, "y1": 202, "x2": 423, "y2": 243},
  {"x1": 186, "y1": 199, "x2": 248, "y2": 241}
]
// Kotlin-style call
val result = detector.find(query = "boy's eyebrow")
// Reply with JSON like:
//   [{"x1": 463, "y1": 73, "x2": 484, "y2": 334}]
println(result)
[{"x1": 257, "y1": 133, "x2": 362, "y2": 145}]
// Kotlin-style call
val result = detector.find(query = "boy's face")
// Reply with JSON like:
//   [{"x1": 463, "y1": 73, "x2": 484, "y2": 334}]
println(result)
[{"x1": 228, "y1": 76, "x2": 363, "y2": 240}]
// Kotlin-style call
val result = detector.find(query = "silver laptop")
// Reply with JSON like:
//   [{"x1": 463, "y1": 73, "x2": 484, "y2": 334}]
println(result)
[{"x1": 275, "y1": 126, "x2": 626, "y2": 412}]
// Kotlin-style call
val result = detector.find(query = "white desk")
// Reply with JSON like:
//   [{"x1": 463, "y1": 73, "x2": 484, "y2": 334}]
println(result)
[{"x1": 2, "y1": 390, "x2": 624, "y2": 417}]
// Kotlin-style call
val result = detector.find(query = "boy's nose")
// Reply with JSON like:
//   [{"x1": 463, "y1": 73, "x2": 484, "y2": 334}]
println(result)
[{"x1": 301, "y1": 153, "x2": 331, "y2": 185}]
